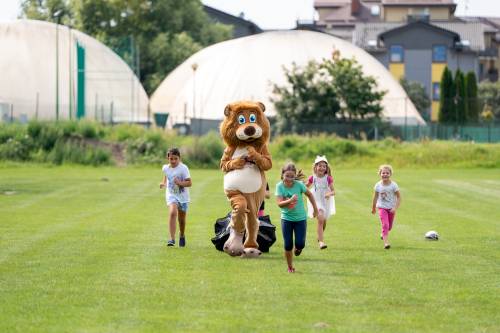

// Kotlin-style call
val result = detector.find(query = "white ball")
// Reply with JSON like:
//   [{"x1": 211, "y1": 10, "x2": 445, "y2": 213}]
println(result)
[{"x1": 425, "y1": 230, "x2": 439, "y2": 240}]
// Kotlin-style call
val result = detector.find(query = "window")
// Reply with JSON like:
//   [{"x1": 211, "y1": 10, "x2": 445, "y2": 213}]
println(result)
[
  {"x1": 433, "y1": 45, "x2": 447, "y2": 62},
  {"x1": 409, "y1": 7, "x2": 429, "y2": 15},
  {"x1": 432, "y1": 82, "x2": 440, "y2": 101},
  {"x1": 390, "y1": 45, "x2": 404, "y2": 63}
]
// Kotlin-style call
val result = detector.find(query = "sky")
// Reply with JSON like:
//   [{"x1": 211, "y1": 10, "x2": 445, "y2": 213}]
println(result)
[{"x1": 0, "y1": 0, "x2": 499, "y2": 28}]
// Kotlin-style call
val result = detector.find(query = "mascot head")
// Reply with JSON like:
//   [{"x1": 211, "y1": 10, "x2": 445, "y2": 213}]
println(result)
[{"x1": 220, "y1": 101, "x2": 270, "y2": 148}]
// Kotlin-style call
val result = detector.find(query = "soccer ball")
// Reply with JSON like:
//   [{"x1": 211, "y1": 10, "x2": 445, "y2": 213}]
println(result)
[{"x1": 425, "y1": 230, "x2": 439, "y2": 240}]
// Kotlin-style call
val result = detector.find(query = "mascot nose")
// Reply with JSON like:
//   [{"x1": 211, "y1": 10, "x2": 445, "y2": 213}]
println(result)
[{"x1": 244, "y1": 126, "x2": 256, "y2": 136}]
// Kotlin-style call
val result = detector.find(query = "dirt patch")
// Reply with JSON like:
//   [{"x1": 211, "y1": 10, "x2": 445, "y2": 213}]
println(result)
[{"x1": 72, "y1": 138, "x2": 126, "y2": 167}]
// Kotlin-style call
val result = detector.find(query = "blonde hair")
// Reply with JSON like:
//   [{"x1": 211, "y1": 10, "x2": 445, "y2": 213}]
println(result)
[{"x1": 378, "y1": 164, "x2": 393, "y2": 175}]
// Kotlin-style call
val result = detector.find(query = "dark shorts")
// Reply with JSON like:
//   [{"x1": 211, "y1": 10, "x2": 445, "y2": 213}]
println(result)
[{"x1": 281, "y1": 219, "x2": 307, "y2": 251}]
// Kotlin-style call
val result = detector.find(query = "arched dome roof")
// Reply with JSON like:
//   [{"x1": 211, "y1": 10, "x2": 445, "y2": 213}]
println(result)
[
  {"x1": 0, "y1": 20, "x2": 148, "y2": 123},
  {"x1": 150, "y1": 30, "x2": 425, "y2": 128}
]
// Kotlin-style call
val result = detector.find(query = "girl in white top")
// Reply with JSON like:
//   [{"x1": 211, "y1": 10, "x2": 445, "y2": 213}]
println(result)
[
  {"x1": 307, "y1": 155, "x2": 335, "y2": 249},
  {"x1": 371, "y1": 164, "x2": 401, "y2": 249},
  {"x1": 160, "y1": 148, "x2": 192, "y2": 247}
]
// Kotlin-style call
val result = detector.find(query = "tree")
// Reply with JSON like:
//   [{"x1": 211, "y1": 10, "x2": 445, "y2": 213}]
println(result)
[
  {"x1": 438, "y1": 66, "x2": 455, "y2": 123},
  {"x1": 271, "y1": 61, "x2": 340, "y2": 133},
  {"x1": 21, "y1": 0, "x2": 232, "y2": 94},
  {"x1": 20, "y1": 0, "x2": 72, "y2": 23},
  {"x1": 272, "y1": 51, "x2": 385, "y2": 133},
  {"x1": 465, "y1": 71, "x2": 479, "y2": 123},
  {"x1": 454, "y1": 70, "x2": 468, "y2": 125},
  {"x1": 400, "y1": 78, "x2": 431, "y2": 121},
  {"x1": 321, "y1": 52, "x2": 385, "y2": 121},
  {"x1": 478, "y1": 81, "x2": 500, "y2": 121}
]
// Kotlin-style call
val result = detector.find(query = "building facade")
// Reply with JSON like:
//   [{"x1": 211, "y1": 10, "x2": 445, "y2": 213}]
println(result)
[{"x1": 306, "y1": 0, "x2": 500, "y2": 121}]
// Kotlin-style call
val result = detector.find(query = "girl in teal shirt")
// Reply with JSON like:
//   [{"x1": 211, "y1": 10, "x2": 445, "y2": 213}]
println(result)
[{"x1": 275, "y1": 163, "x2": 318, "y2": 273}]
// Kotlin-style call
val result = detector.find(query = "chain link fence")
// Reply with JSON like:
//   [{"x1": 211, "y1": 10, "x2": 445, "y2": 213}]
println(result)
[{"x1": 274, "y1": 121, "x2": 500, "y2": 143}]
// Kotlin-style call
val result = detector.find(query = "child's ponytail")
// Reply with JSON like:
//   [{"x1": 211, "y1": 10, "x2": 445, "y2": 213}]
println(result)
[{"x1": 281, "y1": 162, "x2": 305, "y2": 181}]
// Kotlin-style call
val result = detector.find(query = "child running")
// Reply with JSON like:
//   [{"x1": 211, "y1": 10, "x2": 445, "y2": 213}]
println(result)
[
  {"x1": 275, "y1": 162, "x2": 318, "y2": 273},
  {"x1": 307, "y1": 155, "x2": 335, "y2": 250},
  {"x1": 371, "y1": 164, "x2": 401, "y2": 249},
  {"x1": 160, "y1": 148, "x2": 192, "y2": 247}
]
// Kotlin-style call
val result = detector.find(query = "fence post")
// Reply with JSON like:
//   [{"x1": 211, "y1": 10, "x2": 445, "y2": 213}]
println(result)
[
  {"x1": 35, "y1": 92, "x2": 39, "y2": 120},
  {"x1": 94, "y1": 93, "x2": 98, "y2": 121},
  {"x1": 110, "y1": 102, "x2": 114, "y2": 125}
]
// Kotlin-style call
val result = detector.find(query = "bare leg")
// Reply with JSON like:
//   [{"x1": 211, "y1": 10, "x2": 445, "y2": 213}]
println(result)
[
  {"x1": 317, "y1": 210, "x2": 326, "y2": 242},
  {"x1": 168, "y1": 204, "x2": 178, "y2": 240},
  {"x1": 178, "y1": 210, "x2": 186, "y2": 237},
  {"x1": 285, "y1": 250, "x2": 293, "y2": 269}
]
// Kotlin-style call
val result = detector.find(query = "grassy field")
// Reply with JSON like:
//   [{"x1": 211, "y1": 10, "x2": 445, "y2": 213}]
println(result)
[{"x1": 1, "y1": 165, "x2": 499, "y2": 332}]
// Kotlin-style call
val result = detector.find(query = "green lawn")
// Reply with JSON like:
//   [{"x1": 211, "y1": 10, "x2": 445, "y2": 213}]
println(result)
[{"x1": 1, "y1": 165, "x2": 499, "y2": 332}]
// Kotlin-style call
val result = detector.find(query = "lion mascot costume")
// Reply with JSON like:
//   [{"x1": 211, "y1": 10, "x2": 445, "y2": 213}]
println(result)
[{"x1": 220, "y1": 101, "x2": 272, "y2": 258}]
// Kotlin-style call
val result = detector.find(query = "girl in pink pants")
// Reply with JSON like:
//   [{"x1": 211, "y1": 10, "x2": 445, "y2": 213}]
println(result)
[
  {"x1": 379, "y1": 208, "x2": 395, "y2": 239},
  {"x1": 371, "y1": 165, "x2": 401, "y2": 249}
]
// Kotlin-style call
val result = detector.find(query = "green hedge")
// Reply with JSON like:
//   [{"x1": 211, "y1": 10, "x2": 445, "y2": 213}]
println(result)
[{"x1": 1, "y1": 122, "x2": 500, "y2": 168}]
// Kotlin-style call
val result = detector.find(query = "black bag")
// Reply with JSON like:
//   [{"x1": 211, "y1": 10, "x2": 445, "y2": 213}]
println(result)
[
  {"x1": 211, "y1": 212, "x2": 276, "y2": 252},
  {"x1": 211, "y1": 212, "x2": 232, "y2": 251}
]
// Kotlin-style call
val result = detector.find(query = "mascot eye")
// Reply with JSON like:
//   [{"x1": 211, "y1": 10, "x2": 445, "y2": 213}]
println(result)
[
  {"x1": 249, "y1": 114, "x2": 257, "y2": 123},
  {"x1": 238, "y1": 115, "x2": 246, "y2": 124}
]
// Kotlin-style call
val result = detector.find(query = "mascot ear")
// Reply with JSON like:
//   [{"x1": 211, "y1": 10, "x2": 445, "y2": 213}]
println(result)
[
  {"x1": 224, "y1": 104, "x2": 232, "y2": 117},
  {"x1": 257, "y1": 102, "x2": 266, "y2": 112}
]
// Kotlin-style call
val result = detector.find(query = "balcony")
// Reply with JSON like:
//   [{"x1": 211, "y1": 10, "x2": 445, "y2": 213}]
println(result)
[{"x1": 479, "y1": 47, "x2": 499, "y2": 59}]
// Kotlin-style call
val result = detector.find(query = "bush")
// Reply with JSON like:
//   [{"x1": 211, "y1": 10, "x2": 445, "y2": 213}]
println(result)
[
  {"x1": 36, "y1": 123, "x2": 61, "y2": 151},
  {"x1": 78, "y1": 121, "x2": 99, "y2": 139},
  {"x1": 47, "y1": 139, "x2": 111, "y2": 166},
  {"x1": 0, "y1": 138, "x2": 31, "y2": 161},
  {"x1": 125, "y1": 129, "x2": 173, "y2": 164},
  {"x1": 27, "y1": 121, "x2": 42, "y2": 140},
  {"x1": 271, "y1": 135, "x2": 370, "y2": 162},
  {"x1": 109, "y1": 124, "x2": 147, "y2": 142},
  {"x1": 0, "y1": 124, "x2": 25, "y2": 144},
  {"x1": 0, "y1": 121, "x2": 113, "y2": 165},
  {"x1": 374, "y1": 137, "x2": 400, "y2": 149},
  {"x1": 61, "y1": 121, "x2": 79, "y2": 138},
  {"x1": 333, "y1": 140, "x2": 357, "y2": 155},
  {"x1": 2, "y1": 122, "x2": 499, "y2": 168},
  {"x1": 183, "y1": 131, "x2": 224, "y2": 168}
]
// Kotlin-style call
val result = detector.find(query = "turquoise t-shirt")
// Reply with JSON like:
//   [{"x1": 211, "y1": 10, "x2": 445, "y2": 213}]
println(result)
[{"x1": 275, "y1": 180, "x2": 308, "y2": 222}]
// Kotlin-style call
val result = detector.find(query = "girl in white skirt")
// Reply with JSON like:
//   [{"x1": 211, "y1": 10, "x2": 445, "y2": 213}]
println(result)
[{"x1": 307, "y1": 155, "x2": 335, "y2": 249}]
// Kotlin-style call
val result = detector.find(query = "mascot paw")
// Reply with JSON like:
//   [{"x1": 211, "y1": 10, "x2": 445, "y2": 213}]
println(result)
[
  {"x1": 223, "y1": 229, "x2": 244, "y2": 257},
  {"x1": 241, "y1": 248, "x2": 262, "y2": 258}
]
